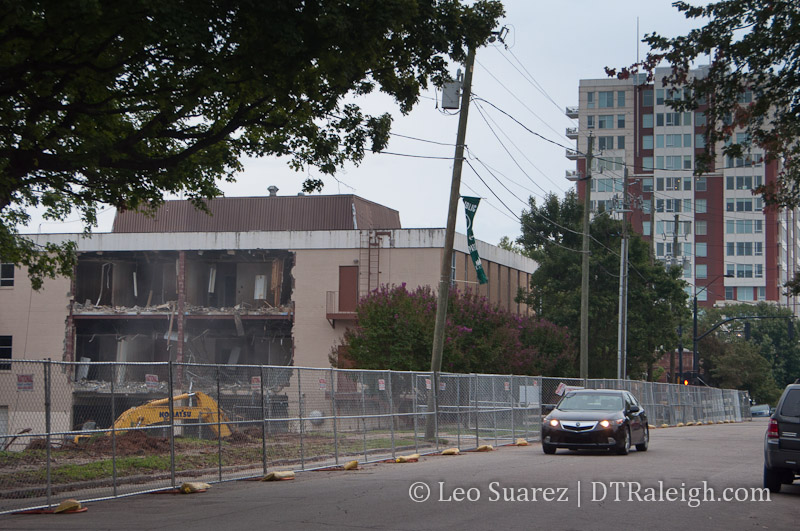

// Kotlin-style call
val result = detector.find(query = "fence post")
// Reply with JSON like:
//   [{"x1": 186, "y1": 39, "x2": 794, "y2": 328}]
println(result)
[
  {"x1": 260, "y1": 365, "x2": 267, "y2": 476},
  {"x1": 510, "y1": 375, "x2": 515, "y2": 442},
  {"x1": 298, "y1": 368, "x2": 305, "y2": 470},
  {"x1": 412, "y1": 372, "x2": 419, "y2": 454},
  {"x1": 474, "y1": 373, "x2": 479, "y2": 448},
  {"x1": 456, "y1": 374, "x2": 461, "y2": 449},
  {"x1": 44, "y1": 359, "x2": 52, "y2": 509},
  {"x1": 217, "y1": 365, "x2": 222, "y2": 481},
  {"x1": 492, "y1": 375, "x2": 498, "y2": 446},
  {"x1": 361, "y1": 371, "x2": 368, "y2": 463},
  {"x1": 388, "y1": 371, "x2": 395, "y2": 459},
  {"x1": 168, "y1": 360, "x2": 175, "y2": 488},
  {"x1": 330, "y1": 367, "x2": 339, "y2": 465},
  {"x1": 111, "y1": 364, "x2": 117, "y2": 497},
  {"x1": 433, "y1": 374, "x2": 439, "y2": 450}
]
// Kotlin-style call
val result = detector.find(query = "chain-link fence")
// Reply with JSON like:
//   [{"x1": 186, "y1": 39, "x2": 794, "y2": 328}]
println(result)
[{"x1": 0, "y1": 360, "x2": 751, "y2": 514}]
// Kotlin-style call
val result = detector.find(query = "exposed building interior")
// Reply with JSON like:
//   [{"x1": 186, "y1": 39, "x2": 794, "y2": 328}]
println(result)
[{"x1": 70, "y1": 249, "x2": 295, "y2": 424}]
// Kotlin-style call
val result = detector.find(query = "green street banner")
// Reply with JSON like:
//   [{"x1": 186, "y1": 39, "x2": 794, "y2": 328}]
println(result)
[{"x1": 462, "y1": 196, "x2": 488, "y2": 284}]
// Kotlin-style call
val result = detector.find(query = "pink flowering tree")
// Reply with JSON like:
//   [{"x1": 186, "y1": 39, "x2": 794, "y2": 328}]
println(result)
[{"x1": 334, "y1": 284, "x2": 576, "y2": 376}]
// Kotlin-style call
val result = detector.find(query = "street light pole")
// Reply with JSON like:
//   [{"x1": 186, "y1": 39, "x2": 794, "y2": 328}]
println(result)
[
  {"x1": 692, "y1": 294, "x2": 699, "y2": 375},
  {"x1": 692, "y1": 274, "x2": 733, "y2": 379}
]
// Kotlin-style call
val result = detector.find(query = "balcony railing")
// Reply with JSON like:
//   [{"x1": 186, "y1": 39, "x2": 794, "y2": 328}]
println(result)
[
  {"x1": 565, "y1": 106, "x2": 579, "y2": 118},
  {"x1": 566, "y1": 149, "x2": 580, "y2": 160},
  {"x1": 565, "y1": 127, "x2": 578, "y2": 139},
  {"x1": 326, "y1": 291, "x2": 357, "y2": 325}
]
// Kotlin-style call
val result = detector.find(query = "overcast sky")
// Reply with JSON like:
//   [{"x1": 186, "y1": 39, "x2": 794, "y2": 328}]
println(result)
[{"x1": 27, "y1": 1, "x2": 708, "y2": 245}]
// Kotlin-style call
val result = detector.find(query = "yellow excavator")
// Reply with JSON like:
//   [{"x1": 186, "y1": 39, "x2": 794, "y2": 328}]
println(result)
[{"x1": 75, "y1": 392, "x2": 232, "y2": 443}]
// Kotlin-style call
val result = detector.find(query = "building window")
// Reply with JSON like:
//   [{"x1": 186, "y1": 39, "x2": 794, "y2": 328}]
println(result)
[
  {"x1": 726, "y1": 263, "x2": 735, "y2": 276},
  {"x1": 656, "y1": 113, "x2": 664, "y2": 127},
  {"x1": 754, "y1": 220, "x2": 763, "y2": 233},
  {"x1": 727, "y1": 242, "x2": 735, "y2": 256},
  {"x1": 665, "y1": 156, "x2": 682, "y2": 169},
  {"x1": 696, "y1": 199, "x2": 707, "y2": 214},
  {"x1": 696, "y1": 177, "x2": 707, "y2": 191},
  {"x1": 665, "y1": 177, "x2": 681, "y2": 191},
  {"x1": 587, "y1": 115, "x2": 595, "y2": 129},
  {"x1": 642, "y1": 89, "x2": 653, "y2": 106},
  {"x1": 617, "y1": 136, "x2": 625, "y2": 149},
  {"x1": 725, "y1": 287, "x2": 735, "y2": 300},
  {"x1": 695, "y1": 111, "x2": 706, "y2": 126},
  {"x1": 617, "y1": 91, "x2": 626, "y2": 107},
  {"x1": 598, "y1": 115, "x2": 614, "y2": 129},
  {"x1": 617, "y1": 114, "x2": 625, "y2": 128},
  {"x1": 683, "y1": 155, "x2": 692, "y2": 169},
  {"x1": 737, "y1": 264, "x2": 754, "y2": 278},
  {"x1": 758, "y1": 287, "x2": 766, "y2": 300},
  {"x1": 737, "y1": 199, "x2": 753, "y2": 212},
  {"x1": 599, "y1": 91, "x2": 614, "y2": 108},
  {"x1": 696, "y1": 242, "x2": 707, "y2": 257},
  {"x1": 755, "y1": 264, "x2": 764, "y2": 278},
  {"x1": 656, "y1": 89, "x2": 665, "y2": 105},
  {"x1": 736, "y1": 175, "x2": 753, "y2": 190},
  {"x1": 642, "y1": 156, "x2": 654, "y2": 171},
  {"x1": 643, "y1": 135, "x2": 653, "y2": 149},
  {"x1": 642, "y1": 221, "x2": 651, "y2": 234},
  {"x1": 641, "y1": 178, "x2": 653, "y2": 192},
  {"x1": 587, "y1": 91, "x2": 595, "y2": 108},
  {"x1": 598, "y1": 136, "x2": 615, "y2": 150},
  {"x1": 0, "y1": 264, "x2": 13, "y2": 287},
  {"x1": 695, "y1": 221, "x2": 707, "y2": 236},
  {"x1": 737, "y1": 287, "x2": 754, "y2": 301},
  {"x1": 695, "y1": 134, "x2": 706, "y2": 148},
  {"x1": 665, "y1": 112, "x2": 681, "y2": 126},
  {"x1": 755, "y1": 242, "x2": 763, "y2": 256},
  {"x1": 737, "y1": 242, "x2": 753, "y2": 256},
  {"x1": 726, "y1": 220, "x2": 735, "y2": 234},
  {"x1": 665, "y1": 134, "x2": 682, "y2": 148},
  {"x1": 697, "y1": 264, "x2": 708, "y2": 279},
  {"x1": 726, "y1": 176, "x2": 734, "y2": 190},
  {"x1": 642, "y1": 114, "x2": 653, "y2": 128},
  {"x1": 697, "y1": 289, "x2": 708, "y2": 302},
  {"x1": 0, "y1": 336, "x2": 10, "y2": 371}
]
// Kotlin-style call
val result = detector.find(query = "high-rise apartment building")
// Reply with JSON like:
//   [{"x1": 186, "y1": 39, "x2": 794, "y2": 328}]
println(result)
[{"x1": 567, "y1": 67, "x2": 800, "y2": 315}]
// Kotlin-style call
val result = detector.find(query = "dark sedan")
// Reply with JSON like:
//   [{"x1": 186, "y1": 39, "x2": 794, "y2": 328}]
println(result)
[{"x1": 541, "y1": 389, "x2": 648, "y2": 455}]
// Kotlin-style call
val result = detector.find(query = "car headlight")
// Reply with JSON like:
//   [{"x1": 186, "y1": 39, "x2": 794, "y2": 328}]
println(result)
[
  {"x1": 599, "y1": 420, "x2": 610, "y2": 428},
  {"x1": 549, "y1": 419, "x2": 559, "y2": 427}
]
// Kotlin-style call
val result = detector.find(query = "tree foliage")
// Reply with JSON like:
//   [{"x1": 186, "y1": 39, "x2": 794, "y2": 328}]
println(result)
[
  {"x1": 334, "y1": 284, "x2": 577, "y2": 377},
  {"x1": 608, "y1": 1, "x2": 800, "y2": 209},
  {"x1": 698, "y1": 302, "x2": 797, "y2": 401},
  {"x1": 516, "y1": 192, "x2": 690, "y2": 379},
  {"x1": 0, "y1": 0, "x2": 503, "y2": 288}
]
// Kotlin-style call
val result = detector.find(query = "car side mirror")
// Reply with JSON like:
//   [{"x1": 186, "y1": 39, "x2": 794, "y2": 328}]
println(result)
[
  {"x1": 542, "y1": 404, "x2": 555, "y2": 414},
  {"x1": 629, "y1": 405, "x2": 640, "y2": 413}
]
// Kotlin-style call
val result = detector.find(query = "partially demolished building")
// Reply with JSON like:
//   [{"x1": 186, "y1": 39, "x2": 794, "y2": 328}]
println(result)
[{"x1": 0, "y1": 192, "x2": 538, "y2": 435}]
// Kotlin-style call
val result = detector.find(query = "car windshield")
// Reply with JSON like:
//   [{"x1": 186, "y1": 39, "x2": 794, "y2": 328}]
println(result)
[
  {"x1": 751, "y1": 405, "x2": 770, "y2": 413},
  {"x1": 558, "y1": 393, "x2": 623, "y2": 411}
]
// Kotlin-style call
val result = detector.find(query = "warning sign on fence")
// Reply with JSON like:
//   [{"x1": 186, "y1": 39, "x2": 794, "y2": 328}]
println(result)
[
  {"x1": 145, "y1": 374, "x2": 159, "y2": 390},
  {"x1": 17, "y1": 374, "x2": 33, "y2": 391},
  {"x1": 378, "y1": 379, "x2": 385, "y2": 391}
]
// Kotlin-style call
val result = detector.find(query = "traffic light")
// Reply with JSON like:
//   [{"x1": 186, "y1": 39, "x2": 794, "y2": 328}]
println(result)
[
  {"x1": 683, "y1": 378, "x2": 689, "y2": 386},
  {"x1": 744, "y1": 321, "x2": 751, "y2": 340}
]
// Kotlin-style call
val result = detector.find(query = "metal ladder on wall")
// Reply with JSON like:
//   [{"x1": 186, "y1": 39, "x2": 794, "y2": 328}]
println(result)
[{"x1": 358, "y1": 230, "x2": 380, "y2": 296}]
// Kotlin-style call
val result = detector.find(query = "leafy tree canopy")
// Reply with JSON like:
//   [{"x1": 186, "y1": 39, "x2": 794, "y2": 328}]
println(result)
[
  {"x1": 334, "y1": 284, "x2": 577, "y2": 377},
  {"x1": 517, "y1": 192, "x2": 689, "y2": 379},
  {"x1": 698, "y1": 302, "x2": 798, "y2": 397},
  {"x1": 0, "y1": 0, "x2": 504, "y2": 288},
  {"x1": 607, "y1": 1, "x2": 800, "y2": 206}
]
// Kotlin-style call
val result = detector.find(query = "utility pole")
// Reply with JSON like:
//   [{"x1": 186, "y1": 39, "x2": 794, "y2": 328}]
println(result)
[
  {"x1": 426, "y1": 45, "x2": 475, "y2": 439},
  {"x1": 580, "y1": 135, "x2": 594, "y2": 381},
  {"x1": 616, "y1": 167, "x2": 629, "y2": 380}
]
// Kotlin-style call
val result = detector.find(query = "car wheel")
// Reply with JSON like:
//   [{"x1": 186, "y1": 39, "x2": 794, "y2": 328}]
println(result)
[
  {"x1": 542, "y1": 443, "x2": 557, "y2": 455},
  {"x1": 764, "y1": 466, "x2": 783, "y2": 493},
  {"x1": 615, "y1": 426, "x2": 630, "y2": 455},
  {"x1": 635, "y1": 425, "x2": 649, "y2": 452}
]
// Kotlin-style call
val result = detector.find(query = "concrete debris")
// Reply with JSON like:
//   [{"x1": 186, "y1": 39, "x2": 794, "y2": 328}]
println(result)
[{"x1": 72, "y1": 301, "x2": 292, "y2": 316}]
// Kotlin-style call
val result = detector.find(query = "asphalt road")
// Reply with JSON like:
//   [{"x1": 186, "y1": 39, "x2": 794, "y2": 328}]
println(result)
[{"x1": 3, "y1": 419, "x2": 797, "y2": 531}]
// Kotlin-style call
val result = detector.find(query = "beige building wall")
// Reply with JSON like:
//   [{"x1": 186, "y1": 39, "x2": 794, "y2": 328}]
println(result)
[{"x1": 0, "y1": 270, "x2": 72, "y2": 440}]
